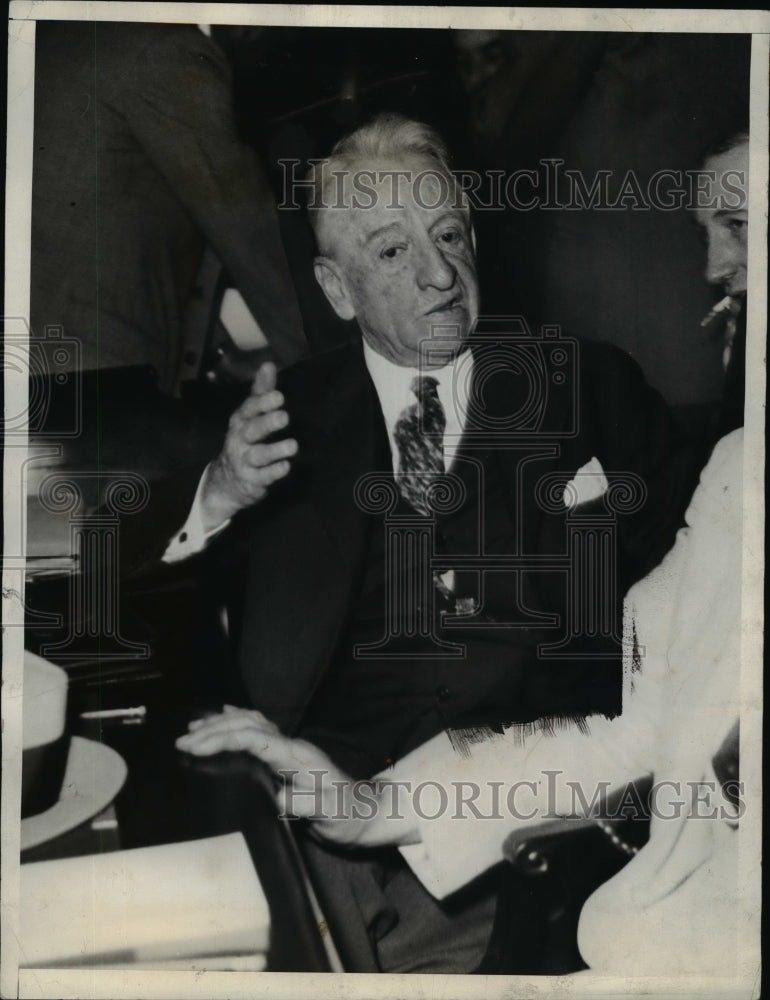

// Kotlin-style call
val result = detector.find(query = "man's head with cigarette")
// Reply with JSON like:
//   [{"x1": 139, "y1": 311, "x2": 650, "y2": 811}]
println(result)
[{"x1": 695, "y1": 132, "x2": 748, "y2": 369}]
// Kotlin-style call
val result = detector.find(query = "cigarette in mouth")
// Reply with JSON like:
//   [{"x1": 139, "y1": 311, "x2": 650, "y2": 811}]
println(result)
[{"x1": 700, "y1": 295, "x2": 737, "y2": 328}]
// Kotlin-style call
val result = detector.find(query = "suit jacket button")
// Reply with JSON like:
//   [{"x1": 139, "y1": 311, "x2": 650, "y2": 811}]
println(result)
[{"x1": 436, "y1": 685, "x2": 451, "y2": 702}]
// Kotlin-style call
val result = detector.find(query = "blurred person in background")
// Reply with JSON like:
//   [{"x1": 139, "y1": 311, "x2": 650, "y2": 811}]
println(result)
[{"x1": 31, "y1": 21, "x2": 308, "y2": 393}]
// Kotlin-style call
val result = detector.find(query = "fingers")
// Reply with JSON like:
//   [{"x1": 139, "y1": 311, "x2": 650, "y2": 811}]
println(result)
[
  {"x1": 237, "y1": 389, "x2": 285, "y2": 422},
  {"x1": 237, "y1": 407, "x2": 288, "y2": 442},
  {"x1": 251, "y1": 361, "x2": 277, "y2": 398},
  {"x1": 176, "y1": 725, "x2": 278, "y2": 759},
  {"x1": 187, "y1": 712, "x2": 219, "y2": 730},
  {"x1": 176, "y1": 727, "x2": 255, "y2": 757},
  {"x1": 212, "y1": 418, "x2": 297, "y2": 509},
  {"x1": 203, "y1": 364, "x2": 299, "y2": 522},
  {"x1": 229, "y1": 393, "x2": 298, "y2": 474},
  {"x1": 188, "y1": 713, "x2": 221, "y2": 732},
  {"x1": 176, "y1": 710, "x2": 292, "y2": 766},
  {"x1": 225, "y1": 458, "x2": 291, "y2": 502},
  {"x1": 241, "y1": 436, "x2": 298, "y2": 469},
  {"x1": 222, "y1": 705, "x2": 280, "y2": 734},
  {"x1": 183, "y1": 709, "x2": 276, "y2": 738}
]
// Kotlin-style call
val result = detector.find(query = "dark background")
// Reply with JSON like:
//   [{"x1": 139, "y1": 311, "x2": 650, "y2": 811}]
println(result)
[
  {"x1": 214, "y1": 26, "x2": 750, "y2": 411},
  {"x1": 22, "y1": 21, "x2": 753, "y2": 717},
  {"x1": 30, "y1": 23, "x2": 751, "y2": 420}
]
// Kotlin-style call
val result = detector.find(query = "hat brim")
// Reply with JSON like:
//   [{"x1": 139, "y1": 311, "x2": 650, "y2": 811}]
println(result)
[{"x1": 21, "y1": 736, "x2": 127, "y2": 852}]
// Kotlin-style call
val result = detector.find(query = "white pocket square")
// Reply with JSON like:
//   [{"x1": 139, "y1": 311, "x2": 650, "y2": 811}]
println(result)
[{"x1": 563, "y1": 457, "x2": 609, "y2": 509}]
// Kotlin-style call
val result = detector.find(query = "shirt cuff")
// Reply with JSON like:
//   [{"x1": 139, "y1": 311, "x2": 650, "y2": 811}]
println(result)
[
  {"x1": 377, "y1": 732, "x2": 516, "y2": 900},
  {"x1": 399, "y1": 822, "x2": 508, "y2": 901},
  {"x1": 162, "y1": 465, "x2": 231, "y2": 563},
  {"x1": 393, "y1": 762, "x2": 516, "y2": 900}
]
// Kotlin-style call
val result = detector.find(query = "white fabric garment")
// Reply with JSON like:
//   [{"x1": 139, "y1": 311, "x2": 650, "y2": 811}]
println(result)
[
  {"x1": 577, "y1": 428, "x2": 742, "y2": 975},
  {"x1": 385, "y1": 430, "x2": 743, "y2": 974}
]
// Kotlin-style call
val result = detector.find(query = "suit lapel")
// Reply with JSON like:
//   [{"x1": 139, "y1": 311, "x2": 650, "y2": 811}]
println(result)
[{"x1": 306, "y1": 343, "x2": 390, "y2": 575}]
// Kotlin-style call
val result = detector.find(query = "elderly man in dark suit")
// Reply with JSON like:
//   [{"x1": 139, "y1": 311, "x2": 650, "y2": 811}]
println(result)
[{"x1": 165, "y1": 113, "x2": 687, "y2": 972}]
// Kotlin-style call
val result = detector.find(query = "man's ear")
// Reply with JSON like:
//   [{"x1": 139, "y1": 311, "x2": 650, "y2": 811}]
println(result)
[{"x1": 313, "y1": 257, "x2": 356, "y2": 321}]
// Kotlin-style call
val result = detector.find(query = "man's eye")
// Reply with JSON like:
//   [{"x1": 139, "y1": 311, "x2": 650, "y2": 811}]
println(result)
[
  {"x1": 437, "y1": 230, "x2": 462, "y2": 246},
  {"x1": 728, "y1": 218, "x2": 748, "y2": 236},
  {"x1": 381, "y1": 246, "x2": 404, "y2": 260}
]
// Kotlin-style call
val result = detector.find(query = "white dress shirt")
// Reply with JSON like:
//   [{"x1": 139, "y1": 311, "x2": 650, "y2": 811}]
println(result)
[
  {"x1": 163, "y1": 344, "x2": 475, "y2": 562},
  {"x1": 362, "y1": 340, "x2": 473, "y2": 474}
]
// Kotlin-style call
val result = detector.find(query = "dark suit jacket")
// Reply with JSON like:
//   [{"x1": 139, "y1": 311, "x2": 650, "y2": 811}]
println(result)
[{"x1": 127, "y1": 332, "x2": 690, "y2": 736}]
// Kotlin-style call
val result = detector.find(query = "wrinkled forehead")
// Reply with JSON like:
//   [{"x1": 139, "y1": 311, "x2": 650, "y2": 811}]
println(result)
[
  {"x1": 699, "y1": 143, "x2": 749, "y2": 214},
  {"x1": 313, "y1": 154, "x2": 468, "y2": 255}
]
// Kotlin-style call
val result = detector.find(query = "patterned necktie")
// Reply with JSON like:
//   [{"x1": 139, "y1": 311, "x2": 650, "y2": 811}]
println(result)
[{"x1": 393, "y1": 376, "x2": 446, "y2": 515}]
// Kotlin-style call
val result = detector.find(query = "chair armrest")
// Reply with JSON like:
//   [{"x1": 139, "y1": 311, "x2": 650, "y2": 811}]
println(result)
[{"x1": 503, "y1": 775, "x2": 654, "y2": 876}]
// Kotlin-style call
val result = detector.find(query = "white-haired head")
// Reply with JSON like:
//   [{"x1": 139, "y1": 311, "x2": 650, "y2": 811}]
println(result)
[
  {"x1": 307, "y1": 112, "x2": 479, "y2": 368},
  {"x1": 306, "y1": 112, "x2": 468, "y2": 255}
]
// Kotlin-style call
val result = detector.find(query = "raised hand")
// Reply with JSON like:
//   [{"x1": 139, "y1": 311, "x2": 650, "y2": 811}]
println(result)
[{"x1": 199, "y1": 361, "x2": 298, "y2": 531}]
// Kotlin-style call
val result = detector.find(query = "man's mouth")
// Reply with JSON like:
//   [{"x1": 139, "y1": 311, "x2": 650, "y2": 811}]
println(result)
[
  {"x1": 426, "y1": 295, "x2": 464, "y2": 316},
  {"x1": 721, "y1": 271, "x2": 747, "y2": 299}
]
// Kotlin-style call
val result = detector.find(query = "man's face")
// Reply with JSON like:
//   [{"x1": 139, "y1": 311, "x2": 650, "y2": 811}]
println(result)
[
  {"x1": 313, "y1": 154, "x2": 480, "y2": 367},
  {"x1": 695, "y1": 141, "x2": 749, "y2": 298}
]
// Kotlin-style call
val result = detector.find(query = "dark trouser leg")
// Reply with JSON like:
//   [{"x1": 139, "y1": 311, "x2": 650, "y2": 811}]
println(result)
[
  {"x1": 374, "y1": 854, "x2": 499, "y2": 973},
  {"x1": 301, "y1": 838, "x2": 498, "y2": 974}
]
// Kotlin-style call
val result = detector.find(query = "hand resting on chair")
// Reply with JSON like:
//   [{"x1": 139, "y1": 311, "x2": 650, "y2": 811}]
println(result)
[{"x1": 176, "y1": 706, "x2": 421, "y2": 849}]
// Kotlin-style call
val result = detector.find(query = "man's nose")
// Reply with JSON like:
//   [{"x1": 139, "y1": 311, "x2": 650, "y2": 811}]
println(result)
[{"x1": 415, "y1": 240, "x2": 456, "y2": 290}]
